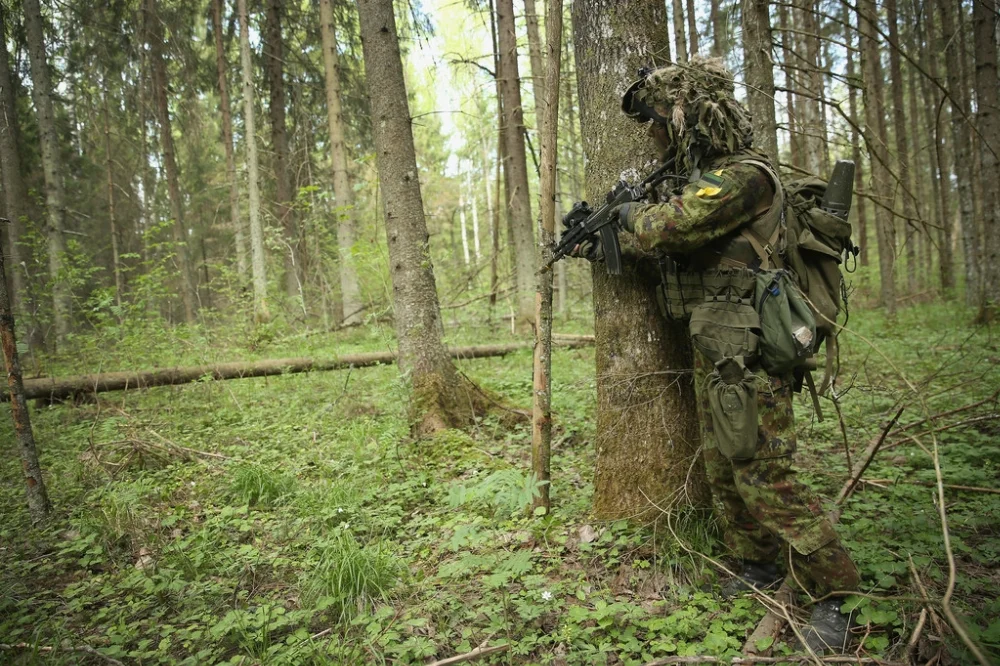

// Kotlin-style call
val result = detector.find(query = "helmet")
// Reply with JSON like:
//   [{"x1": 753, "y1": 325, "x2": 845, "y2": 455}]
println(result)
[{"x1": 622, "y1": 57, "x2": 753, "y2": 164}]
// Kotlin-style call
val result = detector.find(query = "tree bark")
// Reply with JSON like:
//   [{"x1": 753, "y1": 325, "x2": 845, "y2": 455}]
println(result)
[
  {"x1": 710, "y1": 0, "x2": 728, "y2": 58},
  {"x1": 936, "y1": 0, "x2": 979, "y2": 307},
  {"x1": 264, "y1": 0, "x2": 300, "y2": 300},
  {"x1": 101, "y1": 85, "x2": 124, "y2": 310},
  {"x1": 858, "y1": 0, "x2": 897, "y2": 316},
  {"x1": 778, "y1": 1, "x2": 801, "y2": 170},
  {"x1": 572, "y1": 0, "x2": 706, "y2": 519},
  {"x1": 672, "y1": 0, "x2": 689, "y2": 63},
  {"x1": 0, "y1": 5, "x2": 41, "y2": 349},
  {"x1": 147, "y1": 0, "x2": 197, "y2": 323},
  {"x1": 238, "y1": 0, "x2": 270, "y2": 322},
  {"x1": 523, "y1": 0, "x2": 546, "y2": 112},
  {"x1": 532, "y1": 0, "x2": 564, "y2": 513},
  {"x1": 686, "y1": 0, "x2": 698, "y2": 57},
  {"x1": 886, "y1": 0, "x2": 917, "y2": 296},
  {"x1": 496, "y1": 0, "x2": 537, "y2": 330},
  {"x1": 842, "y1": 0, "x2": 867, "y2": 266},
  {"x1": 212, "y1": 0, "x2": 248, "y2": 281},
  {"x1": 23, "y1": 0, "x2": 72, "y2": 342},
  {"x1": 973, "y1": 0, "x2": 1000, "y2": 319},
  {"x1": 741, "y1": 0, "x2": 779, "y2": 163},
  {"x1": 319, "y1": 0, "x2": 362, "y2": 325},
  {"x1": 5, "y1": 339, "x2": 595, "y2": 403},
  {"x1": 1, "y1": 232, "x2": 50, "y2": 521},
  {"x1": 794, "y1": 0, "x2": 827, "y2": 176},
  {"x1": 357, "y1": 0, "x2": 487, "y2": 434}
]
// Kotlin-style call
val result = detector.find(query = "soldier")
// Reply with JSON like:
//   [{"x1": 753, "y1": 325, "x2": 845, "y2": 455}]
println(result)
[{"x1": 575, "y1": 57, "x2": 861, "y2": 654}]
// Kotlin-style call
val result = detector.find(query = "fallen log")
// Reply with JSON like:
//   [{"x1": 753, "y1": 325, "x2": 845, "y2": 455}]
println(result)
[{"x1": 4, "y1": 338, "x2": 595, "y2": 402}]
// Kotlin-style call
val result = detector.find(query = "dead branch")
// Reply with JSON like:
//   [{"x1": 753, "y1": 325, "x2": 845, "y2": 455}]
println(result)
[
  {"x1": 0, "y1": 642, "x2": 125, "y2": 666},
  {"x1": 642, "y1": 655, "x2": 907, "y2": 664},
  {"x1": 5, "y1": 338, "x2": 594, "y2": 403},
  {"x1": 835, "y1": 407, "x2": 905, "y2": 506},
  {"x1": 426, "y1": 644, "x2": 509, "y2": 666}
]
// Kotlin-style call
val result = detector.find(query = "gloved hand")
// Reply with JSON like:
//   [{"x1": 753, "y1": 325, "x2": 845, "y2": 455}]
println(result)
[{"x1": 567, "y1": 235, "x2": 604, "y2": 262}]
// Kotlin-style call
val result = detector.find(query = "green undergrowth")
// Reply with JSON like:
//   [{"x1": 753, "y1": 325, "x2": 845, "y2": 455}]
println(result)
[{"x1": 1, "y1": 302, "x2": 998, "y2": 664}]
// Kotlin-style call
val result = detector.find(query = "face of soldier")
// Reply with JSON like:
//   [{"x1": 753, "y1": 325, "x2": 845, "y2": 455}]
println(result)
[{"x1": 648, "y1": 122, "x2": 673, "y2": 154}]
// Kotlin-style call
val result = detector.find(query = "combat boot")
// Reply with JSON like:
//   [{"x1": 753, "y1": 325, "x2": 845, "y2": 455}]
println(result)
[
  {"x1": 794, "y1": 598, "x2": 853, "y2": 654},
  {"x1": 720, "y1": 560, "x2": 784, "y2": 599}
]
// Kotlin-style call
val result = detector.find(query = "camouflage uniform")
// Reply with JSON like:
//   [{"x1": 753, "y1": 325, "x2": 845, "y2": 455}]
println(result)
[{"x1": 622, "y1": 156, "x2": 860, "y2": 598}]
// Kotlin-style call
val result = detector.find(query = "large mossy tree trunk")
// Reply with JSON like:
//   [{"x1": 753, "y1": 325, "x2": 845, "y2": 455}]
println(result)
[
  {"x1": 572, "y1": 0, "x2": 707, "y2": 520},
  {"x1": 357, "y1": 0, "x2": 486, "y2": 436},
  {"x1": 741, "y1": 0, "x2": 778, "y2": 163}
]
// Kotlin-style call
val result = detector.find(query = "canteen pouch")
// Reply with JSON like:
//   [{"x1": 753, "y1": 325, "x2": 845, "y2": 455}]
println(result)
[
  {"x1": 688, "y1": 297, "x2": 761, "y2": 365},
  {"x1": 705, "y1": 358, "x2": 760, "y2": 461},
  {"x1": 755, "y1": 269, "x2": 817, "y2": 376}
]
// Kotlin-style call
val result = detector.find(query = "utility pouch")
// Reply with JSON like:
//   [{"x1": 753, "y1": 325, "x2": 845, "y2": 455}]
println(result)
[
  {"x1": 755, "y1": 269, "x2": 817, "y2": 376},
  {"x1": 688, "y1": 297, "x2": 761, "y2": 365},
  {"x1": 705, "y1": 358, "x2": 760, "y2": 461}
]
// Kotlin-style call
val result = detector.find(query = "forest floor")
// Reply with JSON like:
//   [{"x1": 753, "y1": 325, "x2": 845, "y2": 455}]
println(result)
[{"x1": 1, "y1": 301, "x2": 998, "y2": 665}]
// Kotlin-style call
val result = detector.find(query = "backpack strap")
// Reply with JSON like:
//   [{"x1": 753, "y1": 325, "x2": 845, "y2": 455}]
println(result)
[{"x1": 732, "y1": 157, "x2": 786, "y2": 270}]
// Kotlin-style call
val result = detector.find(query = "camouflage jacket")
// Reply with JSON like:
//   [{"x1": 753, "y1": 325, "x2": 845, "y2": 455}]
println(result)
[{"x1": 622, "y1": 153, "x2": 775, "y2": 256}]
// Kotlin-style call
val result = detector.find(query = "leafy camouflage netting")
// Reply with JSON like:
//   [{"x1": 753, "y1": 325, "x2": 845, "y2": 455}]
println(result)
[{"x1": 626, "y1": 56, "x2": 754, "y2": 175}]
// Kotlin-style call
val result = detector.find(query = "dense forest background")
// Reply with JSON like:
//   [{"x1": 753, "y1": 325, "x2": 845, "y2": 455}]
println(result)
[{"x1": 1, "y1": 0, "x2": 999, "y2": 664}]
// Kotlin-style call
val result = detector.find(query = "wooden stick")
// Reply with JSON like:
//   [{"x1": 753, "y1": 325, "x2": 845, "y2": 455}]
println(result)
[
  {"x1": 0, "y1": 643, "x2": 125, "y2": 666},
  {"x1": 835, "y1": 406, "x2": 905, "y2": 505},
  {"x1": 861, "y1": 479, "x2": 1000, "y2": 495},
  {"x1": 883, "y1": 413, "x2": 1000, "y2": 451},
  {"x1": 426, "y1": 644, "x2": 509, "y2": 666},
  {"x1": 642, "y1": 655, "x2": 908, "y2": 665},
  {"x1": 3, "y1": 338, "x2": 595, "y2": 402}
]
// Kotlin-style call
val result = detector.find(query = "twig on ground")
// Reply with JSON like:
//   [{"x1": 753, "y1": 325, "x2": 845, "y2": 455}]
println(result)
[
  {"x1": 426, "y1": 644, "x2": 509, "y2": 666},
  {"x1": 641, "y1": 655, "x2": 908, "y2": 664},
  {"x1": 861, "y1": 479, "x2": 1000, "y2": 495},
  {"x1": 908, "y1": 608, "x2": 929, "y2": 662},
  {"x1": 834, "y1": 406, "x2": 905, "y2": 507},
  {"x1": 0, "y1": 643, "x2": 125, "y2": 666},
  {"x1": 883, "y1": 413, "x2": 1000, "y2": 451}
]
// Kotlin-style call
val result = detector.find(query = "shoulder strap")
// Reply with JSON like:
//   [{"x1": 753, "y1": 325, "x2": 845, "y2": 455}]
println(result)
[{"x1": 733, "y1": 157, "x2": 786, "y2": 270}]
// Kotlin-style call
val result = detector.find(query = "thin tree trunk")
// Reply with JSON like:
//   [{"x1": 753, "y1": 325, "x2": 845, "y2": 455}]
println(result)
[
  {"x1": 886, "y1": 0, "x2": 917, "y2": 296},
  {"x1": 264, "y1": 0, "x2": 300, "y2": 301},
  {"x1": 23, "y1": 0, "x2": 72, "y2": 342},
  {"x1": 922, "y1": 0, "x2": 955, "y2": 292},
  {"x1": 137, "y1": 15, "x2": 155, "y2": 267},
  {"x1": 523, "y1": 0, "x2": 545, "y2": 112},
  {"x1": 468, "y1": 173, "x2": 482, "y2": 261},
  {"x1": 859, "y1": 0, "x2": 897, "y2": 316},
  {"x1": 319, "y1": 0, "x2": 362, "y2": 325},
  {"x1": 795, "y1": 0, "x2": 827, "y2": 176},
  {"x1": 741, "y1": 0, "x2": 779, "y2": 163},
  {"x1": 357, "y1": 0, "x2": 486, "y2": 434},
  {"x1": 0, "y1": 233, "x2": 50, "y2": 522},
  {"x1": 973, "y1": 0, "x2": 1000, "y2": 319},
  {"x1": 671, "y1": 0, "x2": 688, "y2": 63},
  {"x1": 212, "y1": 0, "x2": 248, "y2": 280},
  {"x1": 238, "y1": 0, "x2": 270, "y2": 322},
  {"x1": 496, "y1": 0, "x2": 537, "y2": 330},
  {"x1": 904, "y1": 2, "x2": 932, "y2": 292},
  {"x1": 459, "y1": 191, "x2": 470, "y2": 265},
  {"x1": 710, "y1": 0, "x2": 727, "y2": 57},
  {"x1": 532, "y1": 0, "x2": 563, "y2": 514},
  {"x1": 147, "y1": 0, "x2": 197, "y2": 323},
  {"x1": 101, "y1": 85, "x2": 124, "y2": 310},
  {"x1": 842, "y1": 0, "x2": 867, "y2": 266},
  {"x1": 936, "y1": 0, "x2": 979, "y2": 306},
  {"x1": 686, "y1": 0, "x2": 698, "y2": 57},
  {"x1": 778, "y1": 1, "x2": 801, "y2": 170},
  {"x1": 573, "y1": 0, "x2": 706, "y2": 519},
  {"x1": 0, "y1": 4, "x2": 41, "y2": 349}
]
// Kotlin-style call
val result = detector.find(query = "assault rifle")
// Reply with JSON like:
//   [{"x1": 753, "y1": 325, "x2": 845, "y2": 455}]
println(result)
[{"x1": 541, "y1": 156, "x2": 678, "y2": 276}]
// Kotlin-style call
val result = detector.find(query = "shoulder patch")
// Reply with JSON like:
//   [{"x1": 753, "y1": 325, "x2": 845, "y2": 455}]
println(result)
[{"x1": 701, "y1": 171, "x2": 725, "y2": 187}]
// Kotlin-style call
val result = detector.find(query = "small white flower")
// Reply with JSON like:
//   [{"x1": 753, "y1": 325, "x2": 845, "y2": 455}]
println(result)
[
  {"x1": 339, "y1": 522, "x2": 350, "y2": 530},
  {"x1": 541, "y1": 590, "x2": 553, "y2": 601},
  {"x1": 337, "y1": 507, "x2": 344, "y2": 513}
]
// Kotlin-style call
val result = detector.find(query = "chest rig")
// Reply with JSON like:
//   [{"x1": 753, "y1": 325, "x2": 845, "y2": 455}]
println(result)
[{"x1": 655, "y1": 150, "x2": 785, "y2": 322}]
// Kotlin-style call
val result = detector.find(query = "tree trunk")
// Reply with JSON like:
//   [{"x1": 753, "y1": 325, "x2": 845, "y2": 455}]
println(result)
[
  {"x1": 936, "y1": 0, "x2": 979, "y2": 307},
  {"x1": 23, "y1": 0, "x2": 72, "y2": 342},
  {"x1": 858, "y1": 0, "x2": 896, "y2": 315},
  {"x1": 523, "y1": 0, "x2": 545, "y2": 112},
  {"x1": 0, "y1": 233, "x2": 50, "y2": 521},
  {"x1": 238, "y1": 0, "x2": 270, "y2": 322},
  {"x1": 357, "y1": 0, "x2": 488, "y2": 434},
  {"x1": 741, "y1": 0, "x2": 779, "y2": 163},
  {"x1": 904, "y1": 0, "x2": 932, "y2": 292},
  {"x1": 842, "y1": 0, "x2": 868, "y2": 266},
  {"x1": 468, "y1": 173, "x2": 482, "y2": 261},
  {"x1": 921, "y1": 0, "x2": 955, "y2": 292},
  {"x1": 0, "y1": 5, "x2": 41, "y2": 349},
  {"x1": 319, "y1": 0, "x2": 362, "y2": 325},
  {"x1": 795, "y1": 0, "x2": 827, "y2": 176},
  {"x1": 7, "y1": 339, "x2": 594, "y2": 403},
  {"x1": 572, "y1": 0, "x2": 706, "y2": 519},
  {"x1": 264, "y1": 0, "x2": 300, "y2": 301},
  {"x1": 886, "y1": 0, "x2": 917, "y2": 296},
  {"x1": 212, "y1": 0, "x2": 248, "y2": 281},
  {"x1": 710, "y1": 0, "x2": 728, "y2": 58},
  {"x1": 671, "y1": 0, "x2": 689, "y2": 63},
  {"x1": 496, "y1": 0, "x2": 537, "y2": 330},
  {"x1": 686, "y1": 0, "x2": 698, "y2": 57},
  {"x1": 532, "y1": 0, "x2": 564, "y2": 513},
  {"x1": 101, "y1": 85, "x2": 124, "y2": 310},
  {"x1": 778, "y1": 1, "x2": 801, "y2": 170},
  {"x1": 973, "y1": 0, "x2": 1000, "y2": 319},
  {"x1": 459, "y1": 191, "x2": 470, "y2": 265},
  {"x1": 147, "y1": 0, "x2": 197, "y2": 323}
]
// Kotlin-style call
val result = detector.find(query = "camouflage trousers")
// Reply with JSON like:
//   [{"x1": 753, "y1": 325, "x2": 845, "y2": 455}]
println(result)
[{"x1": 693, "y1": 351, "x2": 860, "y2": 597}]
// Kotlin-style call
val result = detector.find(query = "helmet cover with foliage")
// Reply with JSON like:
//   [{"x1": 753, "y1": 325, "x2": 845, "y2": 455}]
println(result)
[{"x1": 622, "y1": 57, "x2": 754, "y2": 174}]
